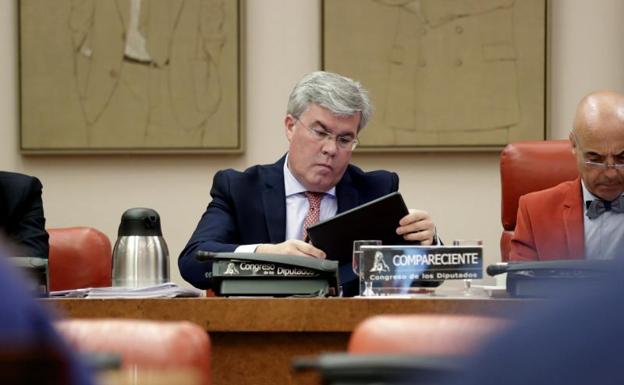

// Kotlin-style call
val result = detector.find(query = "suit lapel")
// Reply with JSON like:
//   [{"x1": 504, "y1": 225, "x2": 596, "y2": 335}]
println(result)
[
  {"x1": 261, "y1": 157, "x2": 287, "y2": 243},
  {"x1": 562, "y1": 178, "x2": 585, "y2": 259},
  {"x1": 336, "y1": 168, "x2": 359, "y2": 213},
  {"x1": 262, "y1": 161, "x2": 359, "y2": 239}
]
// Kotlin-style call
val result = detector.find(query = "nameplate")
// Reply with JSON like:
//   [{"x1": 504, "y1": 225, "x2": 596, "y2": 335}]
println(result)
[
  {"x1": 360, "y1": 245, "x2": 483, "y2": 284},
  {"x1": 212, "y1": 260, "x2": 321, "y2": 278}
]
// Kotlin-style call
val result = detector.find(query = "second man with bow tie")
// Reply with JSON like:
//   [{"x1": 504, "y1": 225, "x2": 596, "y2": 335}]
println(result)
[{"x1": 511, "y1": 91, "x2": 624, "y2": 261}]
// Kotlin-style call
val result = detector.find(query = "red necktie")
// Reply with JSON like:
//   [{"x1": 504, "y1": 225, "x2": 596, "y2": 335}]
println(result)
[{"x1": 302, "y1": 192, "x2": 324, "y2": 241}]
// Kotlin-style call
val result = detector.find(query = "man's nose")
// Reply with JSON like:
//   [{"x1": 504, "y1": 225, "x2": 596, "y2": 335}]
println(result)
[
  {"x1": 321, "y1": 137, "x2": 338, "y2": 154},
  {"x1": 603, "y1": 165, "x2": 620, "y2": 178}
]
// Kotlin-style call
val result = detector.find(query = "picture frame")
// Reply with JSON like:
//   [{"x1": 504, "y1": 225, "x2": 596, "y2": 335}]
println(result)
[
  {"x1": 323, "y1": 0, "x2": 547, "y2": 151},
  {"x1": 19, "y1": 0, "x2": 243, "y2": 154}
]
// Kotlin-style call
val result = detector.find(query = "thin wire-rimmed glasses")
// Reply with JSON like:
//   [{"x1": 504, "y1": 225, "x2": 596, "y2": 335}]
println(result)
[
  {"x1": 572, "y1": 132, "x2": 624, "y2": 170},
  {"x1": 584, "y1": 160, "x2": 624, "y2": 170},
  {"x1": 294, "y1": 118, "x2": 359, "y2": 151}
]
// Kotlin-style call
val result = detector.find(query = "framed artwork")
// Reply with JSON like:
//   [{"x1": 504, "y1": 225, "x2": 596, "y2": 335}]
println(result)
[
  {"x1": 323, "y1": 0, "x2": 546, "y2": 151},
  {"x1": 20, "y1": 0, "x2": 242, "y2": 154}
]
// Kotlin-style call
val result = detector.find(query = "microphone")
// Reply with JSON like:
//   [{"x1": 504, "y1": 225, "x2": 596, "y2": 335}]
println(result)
[
  {"x1": 195, "y1": 250, "x2": 218, "y2": 262},
  {"x1": 486, "y1": 263, "x2": 509, "y2": 276}
]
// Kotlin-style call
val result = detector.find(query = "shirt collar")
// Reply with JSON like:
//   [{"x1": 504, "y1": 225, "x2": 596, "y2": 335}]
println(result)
[{"x1": 283, "y1": 153, "x2": 336, "y2": 198}]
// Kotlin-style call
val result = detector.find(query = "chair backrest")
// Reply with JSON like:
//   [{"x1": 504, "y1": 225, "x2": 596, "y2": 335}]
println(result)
[
  {"x1": 348, "y1": 314, "x2": 509, "y2": 356},
  {"x1": 500, "y1": 140, "x2": 578, "y2": 261},
  {"x1": 56, "y1": 319, "x2": 210, "y2": 385},
  {"x1": 48, "y1": 227, "x2": 112, "y2": 291}
]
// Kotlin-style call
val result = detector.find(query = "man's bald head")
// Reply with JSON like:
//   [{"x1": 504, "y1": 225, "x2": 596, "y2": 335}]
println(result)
[
  {"x1": 570, "y1": 91, "x2": 624, "y2": 201},
  {"x1": 573, "y1": 91, "x2": 624, "y2": 140}
]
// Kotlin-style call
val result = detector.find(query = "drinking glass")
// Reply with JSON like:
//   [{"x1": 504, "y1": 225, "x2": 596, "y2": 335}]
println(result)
[
  {"x1": 452, "y1": 239, "x2": 483, "y2": 296},
  {"x1": 352, "y1": 240, "x2": 382, "y2": 296}
]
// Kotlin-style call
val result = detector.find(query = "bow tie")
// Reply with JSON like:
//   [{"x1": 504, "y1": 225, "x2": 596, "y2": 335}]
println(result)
[{"x1": 586, "y1": 196, "x2": 624, "y2": 219}]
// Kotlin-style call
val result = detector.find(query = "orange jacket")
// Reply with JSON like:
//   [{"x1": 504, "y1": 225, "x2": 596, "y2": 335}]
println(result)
[{"x1": 510, "y1": 178, "x2": 585, "y2": 261}]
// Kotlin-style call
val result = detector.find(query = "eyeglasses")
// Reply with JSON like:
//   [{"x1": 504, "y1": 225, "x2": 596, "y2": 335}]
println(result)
[
  {"x1": 584, "y1": 160, "x2": 624, "y2": 170},
  {"x1": 294, "y1": 118, "x2": 358, "y2": 151},
  {"x1": 572, "y1": 131, "x2": 624, "y2": 170}
]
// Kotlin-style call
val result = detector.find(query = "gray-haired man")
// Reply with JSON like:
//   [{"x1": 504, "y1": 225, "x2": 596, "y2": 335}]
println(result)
[{"x1": 179, "y1": 71, "x2": 436, "y2": 294}]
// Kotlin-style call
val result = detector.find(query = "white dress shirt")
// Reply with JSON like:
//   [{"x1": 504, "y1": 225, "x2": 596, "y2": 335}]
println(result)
[
  {"x1": 582, "y1": 180, "x2": 624, "y2": 260},
  {"x1": 235, "y1": 154, "x2": 337, "y2": 252}
]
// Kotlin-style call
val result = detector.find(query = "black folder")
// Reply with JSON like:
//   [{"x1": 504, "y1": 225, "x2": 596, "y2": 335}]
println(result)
[{"x1": 307, "y1": 192, "x2": 416, "y2": 264}]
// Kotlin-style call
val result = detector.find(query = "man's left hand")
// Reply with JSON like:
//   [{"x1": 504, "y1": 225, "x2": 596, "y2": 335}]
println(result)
[{"x1": 396, "y1": 209, "x2": 435, "y2": 245}]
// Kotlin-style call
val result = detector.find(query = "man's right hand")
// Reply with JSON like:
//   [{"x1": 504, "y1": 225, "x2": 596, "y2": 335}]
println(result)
[{"x1": 256, "y1": 240, "x2": 326, "y2": 259}]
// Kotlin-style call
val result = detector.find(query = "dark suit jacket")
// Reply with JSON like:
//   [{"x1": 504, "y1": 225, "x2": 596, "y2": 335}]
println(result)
[
  {"x1": 0, "y1": 172, "x2": 49, "y2": 258},
  {"x1": 510, "y1": 178, "x2": 584, "y2": 261},
  {"x1": 451, "y1": 261, "x2": 624, "y2": 385},
  {"x1": 178, "y1": 156, "x2": 399, "y2": 290}
]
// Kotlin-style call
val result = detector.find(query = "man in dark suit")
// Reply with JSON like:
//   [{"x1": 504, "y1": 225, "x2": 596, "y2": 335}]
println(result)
[
  {"x1": 179, "y1": 71, "x2": 437, "y2": 294},
  {"x1": 0, "y1": 171, "x2": 49, "y2": 258}
]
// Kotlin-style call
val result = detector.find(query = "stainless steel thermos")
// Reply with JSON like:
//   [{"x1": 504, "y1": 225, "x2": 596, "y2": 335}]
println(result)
[{"x1": 112, "y1": 208, "x2": 169, "y2": 287}]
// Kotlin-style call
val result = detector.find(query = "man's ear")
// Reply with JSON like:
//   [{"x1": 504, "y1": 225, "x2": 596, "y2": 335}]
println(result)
[
  {"x1": 569, "y1": 131, "x2": 578, "y2": 156},
  {"x1": 285, "y1": 114, "x2": 296, "y2": 141}
]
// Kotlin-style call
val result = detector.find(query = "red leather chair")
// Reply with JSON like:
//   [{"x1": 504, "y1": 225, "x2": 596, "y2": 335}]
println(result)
[
  {"x1": 48, "y1": 227, "x2": 112, "y2": 291},
  {"x1": 348, "y1": 314, "x2": 509, "y2": 356},
  {"x1": 500, "y1": 140, "x2": 578, "y2": 261},
  {"x1": 56, "y1": 319, "x2": 211, "y2": 385}
]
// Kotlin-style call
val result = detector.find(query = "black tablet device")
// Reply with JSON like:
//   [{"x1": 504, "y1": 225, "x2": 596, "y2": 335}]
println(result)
[{"x1": 307, "y1": 192, "x2": 417, "y2": 264}]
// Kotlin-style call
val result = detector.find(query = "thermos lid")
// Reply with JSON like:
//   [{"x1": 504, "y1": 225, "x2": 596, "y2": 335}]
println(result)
[{"x1": 117, "y1": 208, "x2": 163, "y2": 236}]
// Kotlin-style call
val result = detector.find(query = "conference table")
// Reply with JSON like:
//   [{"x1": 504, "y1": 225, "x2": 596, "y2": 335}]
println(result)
[{"x1": 46, "y1": 294, "x2": 531, "y2": 385}]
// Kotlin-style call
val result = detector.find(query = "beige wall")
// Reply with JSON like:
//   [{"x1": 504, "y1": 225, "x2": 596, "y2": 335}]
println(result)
[
  {"x1": 1, "y1": 0, "x2": 623, "y2": 288},
  {"x1": 549, "y1": 0, "x2": 624, "y2": 138}
]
